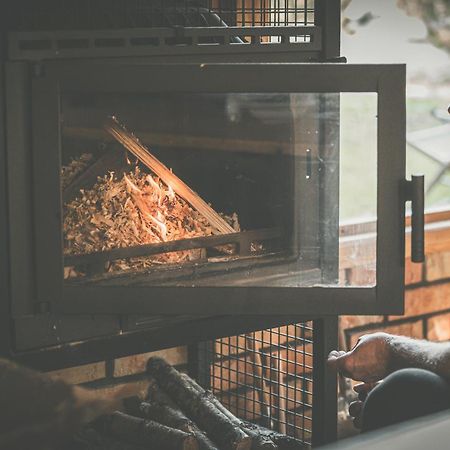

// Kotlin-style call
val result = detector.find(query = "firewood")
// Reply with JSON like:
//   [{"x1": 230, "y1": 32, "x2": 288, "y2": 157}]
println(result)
[
  {"x1": 139, "y1": 402, "x2": 220, "y2": 450},
  {"x1": 146, "y1": 357, "x2": 252, "y2": 450},
  {"x1": 179, "y1": 374, "x2": 277, "y2": 450},
  {"x1": 104, "y1": 116, "x2": 235, "y2": 235},
  {"x1": 178, "y1": 373, "x2": 305, "y2": 450},
  {"x1": 146, "y1": 380, "x2": 180, "y2": 408},
  {"x1": 250, "y1": 425, "x2": 307, "y2": 450},
  {"x1": 101, "y1": 411, "x2": 198, "y2": 450}
]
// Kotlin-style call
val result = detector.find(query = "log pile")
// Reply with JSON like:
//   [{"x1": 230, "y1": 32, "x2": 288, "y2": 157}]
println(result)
[{"x1": 74, "y1": 357, "x2": 308, "y2": 450}]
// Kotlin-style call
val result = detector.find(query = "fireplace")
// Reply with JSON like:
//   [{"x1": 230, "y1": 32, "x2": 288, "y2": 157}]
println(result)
[
  {"x1": 6, "y1": 59, "x2": 414, "y2": 317},
  {"x1": 0, "y1": 1, "x2": 423, "y2": 447}
]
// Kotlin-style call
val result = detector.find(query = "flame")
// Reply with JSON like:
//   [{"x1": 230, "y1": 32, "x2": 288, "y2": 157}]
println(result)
[
  {"x1": 167, "y1": 184, "x2": 175, "y2": 201},
  {"x1": 124, "y1": 174, "x2": 143, "y2": 193},
  {"x1": 146, "y1": 175, "x2": 165, "y2": 206},
  {"x1": 147, "y1": 211, "x2": 167, "y2": 241}
]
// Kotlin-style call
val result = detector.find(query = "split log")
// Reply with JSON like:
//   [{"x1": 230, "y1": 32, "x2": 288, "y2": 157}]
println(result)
[
  {"x1": 139, "y1": 402, "x2": 219, "y2": 450},
  {"x1": 146, "y1": 379, "x2": 180, "y2": 408},
  {"x1": 146, "y1": 357, "x2": 252, "y2": 450},
  {"x1": 101, "y1": 411, "x2": 198, "y2": 450},
  {"x1": 250, "y1": 424, "x2": 307, "y2": 450},
  {"x1": 179, "y1": 373, "x2": 306, "y2": 449},
  {"x1": 179, "y1": 374, "x2": 277, "y2": 450},
  {"x1": 104, "y1": 117, "x2": 235, "y2": 235},
  {"x1": 145, "y1": 381, "x2": 219, "y2": 450}
]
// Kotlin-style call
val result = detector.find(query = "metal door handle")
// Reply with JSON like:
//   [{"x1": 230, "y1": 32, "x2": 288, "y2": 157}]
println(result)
[{"x1": 405, "y1": 175, "x2": 425, "y2": 263}]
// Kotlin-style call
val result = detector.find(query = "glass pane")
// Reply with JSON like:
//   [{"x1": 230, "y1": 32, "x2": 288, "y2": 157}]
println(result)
[
  {"x1": 339, "y1": 93, "x2": 377, "y2": 287},
  {"x1": 60, "y1": 91, "x2": 377, "y2": 289}
]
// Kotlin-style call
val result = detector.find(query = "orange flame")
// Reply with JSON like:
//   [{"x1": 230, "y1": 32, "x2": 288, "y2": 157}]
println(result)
[
  {"x1": 167, "y1": 184, "x2": 175, "y2": 201},
  {"x1": 147, "y1": 211, "x2": 167, "y2": 241},
  {"x1": 124, "y1": 174, "x2": 143, "y2": 193},
  {"x1": 146, "y1": 175, "x2": 165, "y2": 206}
]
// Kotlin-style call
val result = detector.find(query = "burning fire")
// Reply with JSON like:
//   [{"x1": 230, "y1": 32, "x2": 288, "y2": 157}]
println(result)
[{"x1": 63, "y1": 159, "x2": 239, "y2": 276}]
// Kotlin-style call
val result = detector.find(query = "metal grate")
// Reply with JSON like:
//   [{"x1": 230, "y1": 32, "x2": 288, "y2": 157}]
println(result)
[
  {"x1": 7, "y1": 0, "x2": 315, "y2": 31},
  {"x1": 203, "y1": 322, "x2": 314, "y2": 446}
]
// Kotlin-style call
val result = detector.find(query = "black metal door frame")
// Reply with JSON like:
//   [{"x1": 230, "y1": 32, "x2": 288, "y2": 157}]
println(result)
[{"x1": 21, "y1": 62, "x2": 406, "y2": 316}]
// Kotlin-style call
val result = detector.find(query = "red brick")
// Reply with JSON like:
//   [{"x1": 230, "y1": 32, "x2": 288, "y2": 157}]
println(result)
[
  {"x1": 390, "y1": 283, "x2": 450, "y2": 320},
  {"x1": 427, "y1": 312, "x2": 450, "y2": 341},
  {"x1": 215, "y1": 324, "x2": 312, "y2": 356},
  {"x1": 340, "y1": 315, "x2": 384, "y2": 331},
  {"x1": 405, "y1": 259, "x2": 423, "y2": 285},
  {"x1": 49, "y1": 362, "x2": 105, "y2": 385},
  {"x1": 426, "y1": 252, "x2": 450, "y2": 282},
  {"x1": 113, "y1": 347, "x2": 187, "y2": 377},
  {"x1": 349, "y1": 321, "x2": 423, "y2": 348}
]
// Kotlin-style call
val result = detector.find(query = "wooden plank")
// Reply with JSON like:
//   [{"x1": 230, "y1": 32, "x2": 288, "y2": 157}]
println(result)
[{"x1": 104, "y1": 117, "x2": 234, "y2": 235}]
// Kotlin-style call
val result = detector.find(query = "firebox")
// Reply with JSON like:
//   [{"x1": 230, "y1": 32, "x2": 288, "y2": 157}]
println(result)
[
  {"x1": 0, "y1": 1, "x2": 423, "y2": 447},
  {"x1": 12, "y1": 60, "x2": 414, "y2": 317}
]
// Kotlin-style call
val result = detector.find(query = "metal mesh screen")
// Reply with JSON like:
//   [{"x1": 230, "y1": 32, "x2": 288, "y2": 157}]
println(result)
[
  {"x1": 205, "y1": 322, "x2": 313, "y2": 446},
  {"x1": 8, "y1": 0, "x2": 315, "y2": 31}
]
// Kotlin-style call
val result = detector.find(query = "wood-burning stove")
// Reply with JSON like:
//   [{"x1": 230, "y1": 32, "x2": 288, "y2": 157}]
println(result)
[
  {"x1": 14, "y1": 60, "x2": 410, "y2": 316},
  {"x1": 0, "y1": 1, "x2": 424, "y2": 447}
]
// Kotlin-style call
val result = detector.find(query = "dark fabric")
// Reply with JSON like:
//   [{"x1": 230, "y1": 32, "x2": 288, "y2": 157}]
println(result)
[{"x1": 362, "y1": 368, "x2": 450, "y2": 432}]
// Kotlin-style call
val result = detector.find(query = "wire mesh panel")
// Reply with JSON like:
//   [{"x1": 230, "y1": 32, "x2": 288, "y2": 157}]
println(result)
[
  {"x1": 203, "y1": 322, "x2": 314, "y2": 446},
  {"x1": 7, "y1": 0, "x2": 315, "y2": 31}
]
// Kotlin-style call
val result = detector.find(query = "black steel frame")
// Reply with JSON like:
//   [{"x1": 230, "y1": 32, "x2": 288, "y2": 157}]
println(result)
[
  {"x1": 18, "y1": 61, "x2": 406, "y2": 316},
  {"x1": 6, "y1": 0, "x2": 342, "y2": 63}
]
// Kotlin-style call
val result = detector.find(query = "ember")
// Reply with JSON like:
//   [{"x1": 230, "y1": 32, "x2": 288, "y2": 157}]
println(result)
[{"x1": 63, "y1": 159, "x2": 240, "y2": 277}]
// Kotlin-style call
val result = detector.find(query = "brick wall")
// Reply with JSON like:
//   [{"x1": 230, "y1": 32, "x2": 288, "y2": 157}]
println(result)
[
  {"x1": 341, "y1": 214, "x2": 450, "y2": 349},
  {"x1": 49, "y1": 346, "x2": 187, "y2": 397}
]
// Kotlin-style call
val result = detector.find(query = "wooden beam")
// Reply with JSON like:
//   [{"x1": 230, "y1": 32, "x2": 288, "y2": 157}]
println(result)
[{"x1": 63, "y1": 126, "x2": 292, "y2": 155}]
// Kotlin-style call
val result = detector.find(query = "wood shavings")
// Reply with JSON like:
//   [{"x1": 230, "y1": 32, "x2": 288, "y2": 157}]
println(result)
[
  {"x1": 62, "y1": 163, "x2": 238, "y2": 276},
  {"x1": 61, "y1": 153, "x2": 94, "y2": 190}
]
